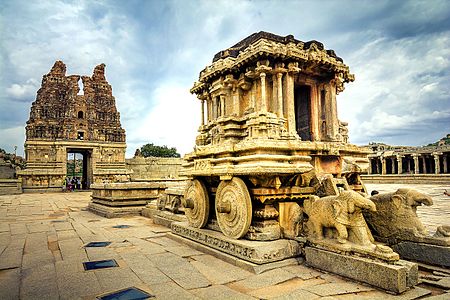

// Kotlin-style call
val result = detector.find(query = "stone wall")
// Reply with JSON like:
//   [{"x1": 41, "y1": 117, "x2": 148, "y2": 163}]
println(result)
[
  {"x1": 0, "y1": 179, "x2": 22, "y2": 195},
  {"x1": 126, "y1": 157, "x2": 184, "y2": 180},
  {"x1": 0, "y1": 164, "x2": 16, "y2": 179}
]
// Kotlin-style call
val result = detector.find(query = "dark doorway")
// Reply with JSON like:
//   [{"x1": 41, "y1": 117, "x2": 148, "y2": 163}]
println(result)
[
  {"x1": 370, "y1": 159, "x2": 378, "y2": 174},
  {"x1": 294, "y1": 85, "x2": 312, "y2": 141},
  {"x1": 67, "y1": 149, "x2": 92, "y2": 190}
]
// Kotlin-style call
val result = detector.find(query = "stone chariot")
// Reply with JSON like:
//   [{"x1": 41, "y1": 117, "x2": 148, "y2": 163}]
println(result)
[{"x1": 181, "y1": 32, "x2": 369, "y2": 241}]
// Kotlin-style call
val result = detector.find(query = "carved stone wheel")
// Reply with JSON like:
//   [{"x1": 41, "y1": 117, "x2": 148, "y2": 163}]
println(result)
[
  {"x1": 215, "y1": 177, "x2": 252, "y2": 239},
  {"x1": 183, "y1": 179, "x2": 209, "y2": 228}
]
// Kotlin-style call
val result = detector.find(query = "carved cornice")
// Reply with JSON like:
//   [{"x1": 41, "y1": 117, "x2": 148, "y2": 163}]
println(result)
[{"x1": 192, "y1": 33, "x2": 354, "y2": 93}]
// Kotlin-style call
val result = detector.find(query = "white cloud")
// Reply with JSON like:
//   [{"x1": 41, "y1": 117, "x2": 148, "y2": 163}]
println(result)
[
  {"x1": 0, "y1": 126, "x2": 26, "y2": 156},
  {"x1": 339, "y1": 31, "x2": 450, "y2": 145},
  {"x1": 6, "y1": 79, "x2": 39, "y2": 100},
  {"x1": 126, "y1": 82, "x2": 199, "y2": 158}
]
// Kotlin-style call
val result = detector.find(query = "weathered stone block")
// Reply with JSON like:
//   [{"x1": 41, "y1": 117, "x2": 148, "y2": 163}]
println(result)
[
  {"x1": 89, "y1": 182, "x2": 164, "y2": 217},
  {"x1": 304, "y1": 247, "x2": 418, "y2": 293},
  {"x1": 392, "y1": 241, "x2": 450, "y2": 268},
  {"x1": 87, "y1": 202, "x2": 143, "y2": 218},
  {"x1": 171, "y1": 222, "x2": 302, "y2": 264}
]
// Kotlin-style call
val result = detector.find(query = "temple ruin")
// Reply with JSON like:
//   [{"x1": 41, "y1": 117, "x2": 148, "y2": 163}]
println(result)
[
  {"x1": 18, "y1": 61, "x2": 130, "y2": 192},
  {"x1": 367, "y1": 138, "x2": 450, "y2": 175}
]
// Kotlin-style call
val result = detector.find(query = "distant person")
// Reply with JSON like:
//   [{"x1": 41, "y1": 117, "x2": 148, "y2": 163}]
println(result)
[
  {"x1": 71, "y1": 177, "x2": 76, "y2": 191},
  {"x1": 67, "y1": 177, "x2": 73, "y2": 192},
  {"x1": 371, "y1": 190, "x2": 379, "y2": 196},
  {"x1": 76, "y1": 178, "x2": 81, "y2": 190},
  {"x1": 62, "y1": 178, "x2": 67, "y2": 192}
]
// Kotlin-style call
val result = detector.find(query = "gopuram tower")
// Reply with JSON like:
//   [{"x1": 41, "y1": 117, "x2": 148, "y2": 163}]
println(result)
[{"x1": 19, "y1": 61, "x2": 130, "y2": 192}]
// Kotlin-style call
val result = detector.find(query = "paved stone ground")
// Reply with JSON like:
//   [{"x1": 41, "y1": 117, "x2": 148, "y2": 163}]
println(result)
[{"x1": 0, "y1": 184, "x2": 449, "y2": 299}]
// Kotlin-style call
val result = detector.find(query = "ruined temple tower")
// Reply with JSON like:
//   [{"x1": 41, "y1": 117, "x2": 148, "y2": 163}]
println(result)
[{"x1": 19, "y1": 61, "x2": 130, "y2": 192}]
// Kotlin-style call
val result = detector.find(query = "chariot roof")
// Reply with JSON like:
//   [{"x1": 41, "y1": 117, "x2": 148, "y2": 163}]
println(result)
[{"x1": 191, "y1": 31, "x2": 354, "y2": 94}]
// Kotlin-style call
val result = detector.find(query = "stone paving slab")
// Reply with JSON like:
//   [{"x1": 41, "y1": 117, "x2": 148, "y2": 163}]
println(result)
[
  {"x1": 53, "y1": 221, "x2": 74, "y2": 231},
  {"x1": 191, "y1": 285, "x2": 256, "y2": 300},
  {"x1": 57, "y1": 268, "x2": 103, "y2": 299},
  {"x1": 0, "y1": 232, "x2": 11, "y2": 246},
  {"x1": 126, "y1": 236, "x2": 167, "y2": 255},
  {"x1": 248, "y1": 277, "x2": 328, "y2": 299},
  {"x1": 20, "y1": 263, "x2": 58, "y2": 300},
  {"x1": 94, "y1": 266, "x2": 144, "y2": 293},
  {"x1": 22, "y1": 250, "x2": 54, "y2": 269},
  {"x1": 228, "y1": 268, "x2": 296, "y2": 291},
  {"x1": 1, "y1": 190, "x2": 449, "y2": 299},
  {"x1": 10, "y1": 223, "x2": 27, "y2": 235},
  {"x1": 0, "y1": 247, "x2": 23, "y2": 269},
  {"x1": 26, "y1": 222, "x2": 50, "y2": 233},
  {"x1": 272, "y1": 288, "x2": 321, "y2": 300},
  {"x1": 281, "y1": 264, "x2": 323, "y2": 280},
  {"x1": 0, "y1": 268, "x2": 20, "y2": 300},
  {"x1": 7, "y1": 234, "x2": 25, "y2": 250},
  {"x1": 303, "y1": 282, "x2": 374, "y2": 296},
  {"x1": 149, "y1": 281, "x2": 199, "y2": 299},
  {"x1": 190, "y1": 254, "x2": 253, "y2": 285},
  {"x1": 149, "y1": 252, "x2": 211, "y2": 289},
  {"x1": 85, "y1": 246, "x2": 121, "y2": 261},
  {"x1": 24, "y1": 232, "x2": 48, "y2": 254},
  {"x1": 166, "y1": 245, "x2": 204, "y2": 257}
]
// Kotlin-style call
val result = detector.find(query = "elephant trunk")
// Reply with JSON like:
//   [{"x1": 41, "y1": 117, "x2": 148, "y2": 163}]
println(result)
[
  {"x1": 366, "y1": 200, "x2": 377, "y2": 212},
  {"x1": 418, "y1": 195, "x2": 433, "y2": 206}
]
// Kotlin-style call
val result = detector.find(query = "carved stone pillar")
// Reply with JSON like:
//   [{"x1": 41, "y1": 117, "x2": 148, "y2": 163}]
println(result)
[
  {"x1": 212, "y1": 97, "x2": 217, "y2": 120},
  {"x1": 207, "y1": 96, "x2": 212, "y2": 123},
  {"x1": 286, "y1": 62, "x2": 300, "y2": 136},
  {"x1": 233, "y1": 89, "x2": 240, "y2": 116},
  {"x1": 413, "y1": 154, "x2": 419, "y2": 174},
  {"x1": 220, "y1": 95, "x2": 225, "y2": 117},
  {"x1": 260, "y1": 72, "x2": 267, "y2": 112},
  {"x1": 433, "y1": 153, "x2": 441, "y2": 174},
  {"x1": 367, "y1": 158, "x2": 372, "y2": 174},
  {"x1": 277, "y1": 72, "x2": 283, "y2": 117},
  {"x1": 422, "y1": 156, "x2": 427, "y2": 174},
  {"x1": 396, "y1": 155, "x2": 403, "y2": 174},
  {"x1": 201, "y1": 99, "x2": 205, "y2": 126},
  {"x1": 224, "y1": 75, "x2": 238, "y2": 116},
  {"x1": 381, "y1": 157, "x2": 387, "y2": 175}
]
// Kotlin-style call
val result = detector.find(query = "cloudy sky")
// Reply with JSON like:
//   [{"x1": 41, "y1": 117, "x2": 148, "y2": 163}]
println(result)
[{"x1": 1, "y1": 0, "x2": 449, "y2": 157}]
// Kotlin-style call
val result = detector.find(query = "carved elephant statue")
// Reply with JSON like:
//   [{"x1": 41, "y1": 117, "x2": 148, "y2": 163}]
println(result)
[
  {"x1": 364, "y1": 188, "x2": 433, "y2": 241},
  {"x1": 303, "y1": 190, "x2": 376, "y2": 244}
]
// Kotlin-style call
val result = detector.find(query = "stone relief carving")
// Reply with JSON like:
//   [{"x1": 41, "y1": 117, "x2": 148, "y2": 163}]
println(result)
[
  {"x1": 157, "y1": 193, "x2": 182, "y2": 214},
  {"x1": 303, "y1": 190, "x2": 375, "y2": 244},
  {"x1": 303, "y1": 190, "x2": 398, "y2": 260}
]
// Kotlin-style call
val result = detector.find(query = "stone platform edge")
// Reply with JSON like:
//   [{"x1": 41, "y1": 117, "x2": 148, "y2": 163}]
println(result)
[
  {"x1": 362, "y1": 174, "x2": 450, "y2": 184},
  {"x1": 167, "y1": 232, "x2": 301, "y2": 274},
  {"x1": 392, "y1": 241, "x2": 450, "y2": 268},
  {"x1": 171, "y1": 222, "x2": 302, "y2": 265},
  {"x1": 305, "y1": 247, "x2": 418, "y2": 294},
  {"x1": 88, "y1": 202, "x2": 144, "y2": 218}
]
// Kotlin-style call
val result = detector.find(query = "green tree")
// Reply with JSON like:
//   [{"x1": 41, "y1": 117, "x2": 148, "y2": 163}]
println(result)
[{"x1": 139, "y1": 143, "x2": 181, "y2": 158}]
